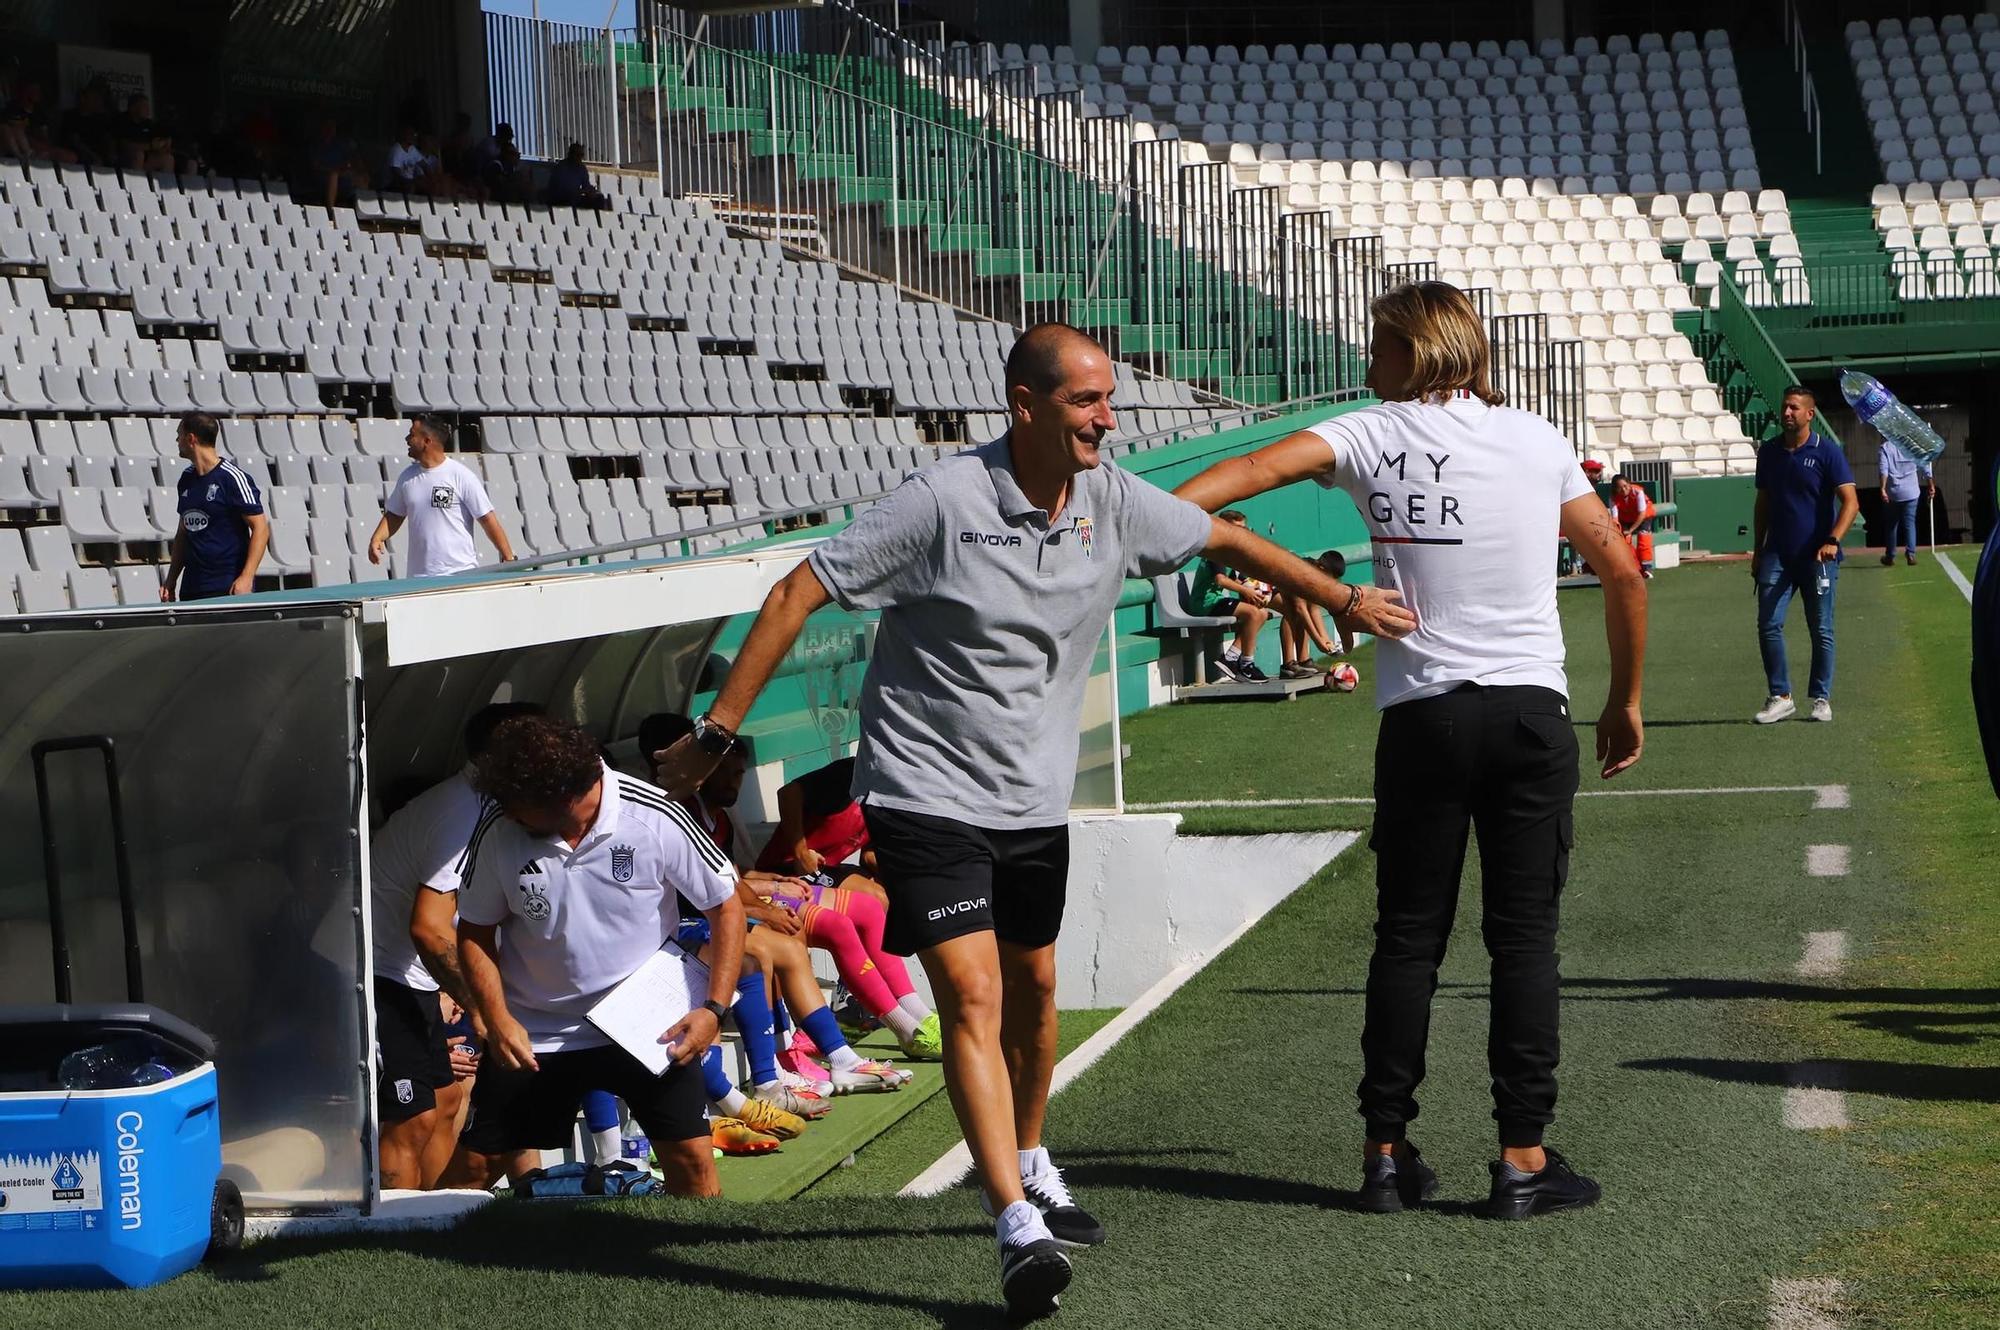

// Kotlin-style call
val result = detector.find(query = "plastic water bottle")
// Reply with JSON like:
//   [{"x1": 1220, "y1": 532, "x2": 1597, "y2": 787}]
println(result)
[{"x1": 1840, "y1": 369, "x2": 1947, "y2": 466}]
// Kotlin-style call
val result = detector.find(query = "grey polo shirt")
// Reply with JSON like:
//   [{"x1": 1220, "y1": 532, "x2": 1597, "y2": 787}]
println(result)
[{"x1": 807, "y1": 436, "x2": 1211, "y2": 829}]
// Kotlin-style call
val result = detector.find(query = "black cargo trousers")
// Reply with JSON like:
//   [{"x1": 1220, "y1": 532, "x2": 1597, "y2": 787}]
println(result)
[{"x1": 1357, "y1": 682, "x2": 1579, "y2": 1149}]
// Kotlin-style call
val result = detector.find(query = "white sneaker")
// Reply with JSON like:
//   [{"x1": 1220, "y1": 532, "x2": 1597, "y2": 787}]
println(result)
[
  {"x1": 1808, "y1": 698, "x2": 1833, "y2": 722},
  {"x1": 1753, "y1": 695, "x2": 1797, "y2": 725}
]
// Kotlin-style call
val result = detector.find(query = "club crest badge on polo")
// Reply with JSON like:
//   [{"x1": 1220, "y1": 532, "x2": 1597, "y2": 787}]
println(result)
[
  {"x1": 1076, "y1": 516, "x2": 1094, "y2": 559},
  {"x1": 611, "y1": 845, "x2": 635, "y2": 883},
  {"x1": 518, "y1": 861, "x2": 551, "y2": 920}
]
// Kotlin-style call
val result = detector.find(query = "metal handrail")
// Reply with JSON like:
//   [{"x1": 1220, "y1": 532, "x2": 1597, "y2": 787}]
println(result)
[{"x1": 1782, "y1": 0, "x2": 1824, "y2": 176}]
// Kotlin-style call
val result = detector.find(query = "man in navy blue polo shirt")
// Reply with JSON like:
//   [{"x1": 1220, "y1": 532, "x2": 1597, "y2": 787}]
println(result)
[
  {"x1": 1752, "y1": 386, "x2": 1859, "y2": 724},
  {"x1": 162, "y1": 412, "x2": 270, "y2": 602}
]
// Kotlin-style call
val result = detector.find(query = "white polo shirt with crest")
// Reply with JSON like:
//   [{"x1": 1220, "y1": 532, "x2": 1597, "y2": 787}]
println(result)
[{"x1": 457, "y1": 764, "x2": 737, "y2": 1052}]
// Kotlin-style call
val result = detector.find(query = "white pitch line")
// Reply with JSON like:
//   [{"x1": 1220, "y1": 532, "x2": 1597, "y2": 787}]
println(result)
[
  {"x1": 1128, "y1": 784, "x2": 1851, "y2": 812},
  {"x1": 1939, "y1": 550, "x2": 1974, "y2": 604},
  {"x1": 898, "y1": 832, "x2": 1362, "y2": 1198},
  {"x1": 1782, "y1": 1063, "x2": 1851, "y2": 1131},
  {"x1": 1769, "y1": 1277, "x2": 1846, "y2": 1329},
  {"x1": 1795, "y1": 931, "x2": 1849, "y2": 979},
  {"x1": 1806, "y1": 845, "x2": 1850, "y2": 878}
]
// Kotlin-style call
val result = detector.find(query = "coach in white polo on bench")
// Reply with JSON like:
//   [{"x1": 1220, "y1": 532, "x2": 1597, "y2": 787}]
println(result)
[
  {"x1": 454, "y1": 713, "x2": 745, "y2": 1197},
  {"x1": 654, "y1": 322, "x2": 1416, "y2": 1318}
]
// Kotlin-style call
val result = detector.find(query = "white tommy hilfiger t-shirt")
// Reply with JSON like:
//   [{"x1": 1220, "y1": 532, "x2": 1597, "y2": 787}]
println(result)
[
  {"x1": 386, "y1": 458, "x2": 494, "y2": 577},
  {"x1": 368, "y1": 770, "x2": 486, "y2": 991},
  {"x1": 457, "y1": 766, "x2": 737, "y2": 1052},
  {"x1": 1309, "y1": 397, "x2": 1596, "y2": 710}
]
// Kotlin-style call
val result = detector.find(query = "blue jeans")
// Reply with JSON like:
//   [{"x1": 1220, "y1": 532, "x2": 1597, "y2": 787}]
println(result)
[
  {"x1": 1883, "y1": 498, "x2": 1918, "y2": 557},
  {"x1": 1756, "y1": 553, "x2": 1838, "y2": 701}
]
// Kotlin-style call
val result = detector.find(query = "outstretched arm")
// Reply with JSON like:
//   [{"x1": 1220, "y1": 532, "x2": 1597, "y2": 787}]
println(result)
[
  {"x1": 1201, "y1": 516, "x2": 1416, "y2": 640},
  {"x1": 1173, "y1": 430, "x2": 1337, "y2": 513},
  {"x1": 1558, "y1": 494, "x2": 1647, "y2": 779}
]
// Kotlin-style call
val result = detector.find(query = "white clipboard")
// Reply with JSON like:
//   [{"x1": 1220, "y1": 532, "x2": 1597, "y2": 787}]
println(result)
[{"x1": 584, "y1": 942, "x2": 710, "y2": 1076}]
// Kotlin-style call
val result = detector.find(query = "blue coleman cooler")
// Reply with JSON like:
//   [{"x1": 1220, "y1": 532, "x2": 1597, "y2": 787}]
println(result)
[{"x1": 0, "y1": 736, "x2": 244, "y2": 1288}]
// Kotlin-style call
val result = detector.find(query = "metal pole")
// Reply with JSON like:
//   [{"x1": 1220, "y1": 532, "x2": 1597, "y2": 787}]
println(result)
[
  {"x1": 607, "y1": 28, "x2": 622, "y2": 165},
  {"x1": 652, "y1": 23, "x2": 664, "y2": 195}
]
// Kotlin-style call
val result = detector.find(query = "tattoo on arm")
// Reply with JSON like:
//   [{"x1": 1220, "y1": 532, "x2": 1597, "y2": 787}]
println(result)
[
  {"x1": 1583, "y1": 506, "x2": 1626, "y2": 555},
  {"x1": 417, "y1": 938, "x2": 472, "y2": 1009}
]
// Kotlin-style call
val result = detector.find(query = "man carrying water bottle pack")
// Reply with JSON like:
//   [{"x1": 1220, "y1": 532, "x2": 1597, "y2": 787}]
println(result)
[{"x1": 1752, "y1": 386, "x2": 1861, "y2": 725}]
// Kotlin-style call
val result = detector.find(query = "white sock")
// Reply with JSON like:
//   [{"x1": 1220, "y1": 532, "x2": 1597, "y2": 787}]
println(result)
[
  {"x1": 884, "y1": 1007, "x2": 921, "y2": 1043},
  {"x1": 591, "y1": 1127, "x2": 623, "y2": 1165},
  {"x1": 1223, "y1": 644, "x2": 1243, "y2": 660},
  {"x1": 825, "y1": 1043, "x2": 865, "y2": 1072},
  {"x1": 1019, "y1": 1145, "x2": 1050, "y2": 1179},
  {"x1": 897, "y1": 994, "x2": 932, "y2": 1022},
  {"x1": 996, "y1": 1198, "x2": 1050, "y2": 1245},
  {"x1": 714, "y1": 1088, "x2": 748, "y2": 1116}
]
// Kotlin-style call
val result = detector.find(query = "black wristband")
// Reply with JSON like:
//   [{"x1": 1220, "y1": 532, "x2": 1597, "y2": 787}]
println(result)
[
  {"x1": 1342, "y1": 583, "x2": 1363, "y2": 616},
  {"x1": 692, "y1": 714, "x2": 737, "y2": 757},
  {"x1": 700, "y1": 999, "x2": 729, "y2": 1023}
]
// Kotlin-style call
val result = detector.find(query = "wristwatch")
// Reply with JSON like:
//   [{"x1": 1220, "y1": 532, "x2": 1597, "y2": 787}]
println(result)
[
  {"x1": 691, "y1": 713, "x2": 737, "y2": 756},
  {"x1": 700, "y1": 999, "x2": 729, "y2": 1023}
]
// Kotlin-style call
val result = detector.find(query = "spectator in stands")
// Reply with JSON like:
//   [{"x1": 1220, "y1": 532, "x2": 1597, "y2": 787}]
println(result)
[
  {"x1": 545, "y1": 142, "x2": 609, "y2": 210},
  {"x1": 1878, "y1": 439, "x2": 1933, "y2": 567},
  {"x1": 369, "y1": 413, "x2": 514, "y2": 577},
  {"x1": 476, "y1": 123, "x2": 530, "y2": 203},
  {"x1": 1, "y1": 81, "x2": 75, "y2": 164},
  {"x1": 1174, "y1": 281, "x2": 1646, "y2": 1223},
  {"x1": 60, "y1": 80, "x2": 116, "y2": 166},
  {"x1": 454, "y1": 714, "x2": 745, "y2": 1196},
  {"x1": 162, "y1": 411, "x2": 270, "y2": 602},
  {"x1": 654, "y1": 322, "x2": 1411, "y2": 1317},
  {"x1": 115, "y1": 94, "x2": 173, "y2": 173},
  {"x1": 1185, "y1": 509, "x2": 1272, "y2": 681},
  {"x1": 370, "y1": 701, "x2": 540, "y2": 1190},
  {"x1": 385, "y1": 125, "x2": 438, "y2": 195},
  {"x1": 308, "y1": 117, "x2": 367, "y2": 210},
  {"x1": 1611, "y1": 474, "x2": 1655, "y2": 579},
  {"x1": 1753, "y1": 386, "x2": 1859, "y2": 724}
]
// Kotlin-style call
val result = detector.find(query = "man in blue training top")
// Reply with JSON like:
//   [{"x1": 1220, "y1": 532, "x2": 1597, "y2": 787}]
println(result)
[
  {"x1": 1752, "y1": 386, "x2": 1860, "y2": 725},
  {"x1": 162, "y1": 411, "x2": 269, "y2": 602}
]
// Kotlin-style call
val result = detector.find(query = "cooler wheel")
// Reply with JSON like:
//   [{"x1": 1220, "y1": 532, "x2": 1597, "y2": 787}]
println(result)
[{"x1": 205, "y1": 1178, "x2": 244, "y2": 1260}]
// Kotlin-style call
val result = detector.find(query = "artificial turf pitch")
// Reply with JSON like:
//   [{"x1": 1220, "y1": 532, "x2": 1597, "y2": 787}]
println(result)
[{"x1": 6, "y1": 559, "x2": 1996, "y2": 1328}]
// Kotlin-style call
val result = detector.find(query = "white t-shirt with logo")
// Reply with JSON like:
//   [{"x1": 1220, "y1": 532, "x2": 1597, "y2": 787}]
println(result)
[
  {"x1": 1308, "y1": 397, "x2": 1595, "y2": 710},
  {"x1": 369, "y1": 770, "x2": 485, "y2": 991},
  {"x1": 386, "y1": 458, "x2": 494, "y2": 577},
  {"x1": 456, "y1": 765, "x2": 738, "y2": 1052}
]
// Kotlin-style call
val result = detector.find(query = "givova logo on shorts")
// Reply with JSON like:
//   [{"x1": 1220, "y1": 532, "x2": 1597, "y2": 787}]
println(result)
[{"x1": 927, "y1": 896, "x2": 989, "y2": 922}]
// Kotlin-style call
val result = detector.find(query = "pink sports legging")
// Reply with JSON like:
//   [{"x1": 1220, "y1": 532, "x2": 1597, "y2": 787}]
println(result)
[{"x1": 772, "y1": 886, "x2": 915, "y2": 1019}]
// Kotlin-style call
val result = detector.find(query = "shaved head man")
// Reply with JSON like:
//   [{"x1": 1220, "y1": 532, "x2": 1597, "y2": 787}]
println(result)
[{"x1": 655, "y1": 323, "x2": 1415, "y2": 1317}]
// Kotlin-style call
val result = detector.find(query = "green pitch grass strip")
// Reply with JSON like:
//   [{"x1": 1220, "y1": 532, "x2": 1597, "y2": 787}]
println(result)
[
  {"x1": 712, "y1": 1029, "x2": 944, "y2": 1203},
  {"x1": 6, "y1": 562, "x2": 1994, "y2": 1329}
]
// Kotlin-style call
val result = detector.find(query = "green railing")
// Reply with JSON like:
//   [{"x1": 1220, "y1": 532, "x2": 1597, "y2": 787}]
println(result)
[
  {"x1": 1711, "y1": 270, "x2": 1797, "y2": 413},
  {"x1": 1751, "y1": 257, "x2": 2000, "y2": 364}
]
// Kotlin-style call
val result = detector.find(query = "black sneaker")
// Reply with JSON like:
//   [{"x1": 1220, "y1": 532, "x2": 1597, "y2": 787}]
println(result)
[
  {"x1": 1357, "y1": 1145, "x2": 1439, "y2": 1214},
  {"x1": 999, "y1": 1235, "x2": 1072, "y2": 1320},
  {"x1": 1487, "y1": 1148, "x2": 1602, "y2": 1220},
  {"x1": 1238, "y1": 660, "x2": 1271, "y2": 683},
  {"x1": 1279, "y1": 662, "x2": 1319, "y2": 680},
  {"x1": 1210, "y1": 654, "x2": 1245, "y2": 682},
  {"x1": 1022, "y1": 1163, "x2": 1106, "y2": 1248}
]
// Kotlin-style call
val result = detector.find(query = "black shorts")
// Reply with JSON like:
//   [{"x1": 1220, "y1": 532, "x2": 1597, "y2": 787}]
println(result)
[
  {"x1": 461, "y1": 1043, "x2": 708, "y2": 1153},
  {"x1": 862, "y1": 804, "x2": 1069, "y2": 955},
  {"x1": 373, "y1": 977, "x2": 452, "y2": 1123}
]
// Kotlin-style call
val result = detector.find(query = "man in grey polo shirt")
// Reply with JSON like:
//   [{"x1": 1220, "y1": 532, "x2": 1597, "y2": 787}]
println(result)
[{"x1": 656, "y1": 323, "x2": 1414, "y2": 1318}]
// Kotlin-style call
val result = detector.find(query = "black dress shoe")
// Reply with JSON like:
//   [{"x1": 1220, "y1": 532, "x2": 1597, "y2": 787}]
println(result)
[
  {"x1": 1357, "y1": 1144, "x2": 1439, "y2": 1214},
  {"x1": 1487, "y1": 1148, "x2": 1602, "y2": 1220}
]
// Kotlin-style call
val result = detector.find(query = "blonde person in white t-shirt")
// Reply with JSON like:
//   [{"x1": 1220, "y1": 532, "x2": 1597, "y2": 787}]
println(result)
[
  {"x1": 369, "y1": 413, "x2": 514, "y2": 576},
  {"x1": 1176, "y1": 281, "x2": 1647, "y2": 1222}
]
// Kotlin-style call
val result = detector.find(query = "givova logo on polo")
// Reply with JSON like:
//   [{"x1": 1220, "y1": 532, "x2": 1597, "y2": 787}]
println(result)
[{"x1": 959, "y1": 531, "x2": 1022, "y2": 547}]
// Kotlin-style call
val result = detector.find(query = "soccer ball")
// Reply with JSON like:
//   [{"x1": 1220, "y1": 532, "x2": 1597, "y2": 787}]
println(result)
[{"x1": 1329, "y1": 663, "x2": 1360, "y2": 692}]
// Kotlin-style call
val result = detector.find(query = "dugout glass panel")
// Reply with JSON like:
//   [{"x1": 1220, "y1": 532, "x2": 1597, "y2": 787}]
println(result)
[
  {"x1": 1070, "y1": 621, "x2": 1122, "y2": 814},
  {"x1": 0, "y1": 606, "x2": 369, "y2": 1214}
]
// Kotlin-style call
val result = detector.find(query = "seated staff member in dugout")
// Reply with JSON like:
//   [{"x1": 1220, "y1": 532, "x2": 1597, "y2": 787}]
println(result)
[
  {"x1": 654, "y1": 322, "x2": 1417, "y2": 1318},
  {"x1": 1174, "y1": 282, "x2": 1648, "y2": 1221},
  {"x1": 455, "y1": 714, "x2": 746, "y2": 1197},
  {"x1": 369, "y1": 699, "x2": 541, "y2": 1189}
]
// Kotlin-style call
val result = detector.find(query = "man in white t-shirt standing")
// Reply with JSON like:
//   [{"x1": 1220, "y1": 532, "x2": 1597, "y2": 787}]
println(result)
[
  {"x1": 454, "y1": 714, "x2": 745, "y2": 1197},
  {"x1": 368, "y1": 413, "x2": 514, "y2": 576},
  {"x1": 1176, "y1": 282, "x2": 1647, "y2": 1222},
  {"x1": 369, "y1": 700, "x2": 541, "y2": 1189}
]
